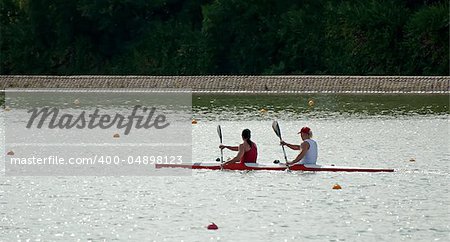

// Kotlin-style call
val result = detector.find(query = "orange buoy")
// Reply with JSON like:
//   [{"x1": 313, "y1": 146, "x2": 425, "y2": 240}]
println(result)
[
  {"x1": 113, "y1": 133, "x2": 120, "y2": 138},
  {"x1": 7, "y1": 150, "x2": 14, "y2": 156},
  {"x1": 332, "y1": 184, "x2": 342, "y2": 190},
  {"x1": 192, "y1": 119, "x2": 198, "y2": 124},
  {"x1": 207, "y1": 223, "x2": 218, "y2": 230}
]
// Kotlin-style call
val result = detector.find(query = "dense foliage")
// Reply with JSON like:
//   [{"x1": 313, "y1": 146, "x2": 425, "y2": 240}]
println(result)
[{"x1": 0, "y1": 0, "x2": 448, "y2": 75}]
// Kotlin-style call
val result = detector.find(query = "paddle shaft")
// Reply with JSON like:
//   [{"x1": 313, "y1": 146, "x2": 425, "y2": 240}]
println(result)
[
  {"x1": 279, "y1": 137, "x2": 288, "y2": 163},
  {"x1": 272, "y1": 121, "x2": 290, "y2": 169},
  {"x1": 218, "y1": 125, "x2": 224, "y2": 163}
]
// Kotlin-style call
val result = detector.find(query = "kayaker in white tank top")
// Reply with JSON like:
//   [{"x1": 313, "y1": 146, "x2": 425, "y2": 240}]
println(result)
[
  {"x1": 280, "y1": 126, "x2": 318, "y2": 166},
  {"x1": 300, "y1": 139, "x2": 317, "y2": 164}
]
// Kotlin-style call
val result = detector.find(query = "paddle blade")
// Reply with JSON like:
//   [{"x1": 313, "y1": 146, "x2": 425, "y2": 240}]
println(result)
[
  {"x1": 217, "y1": 125, "x2": 223, "y2": 143},
  {"x1": 272, "y1": 121, "x2": 282, "y2": 138}
]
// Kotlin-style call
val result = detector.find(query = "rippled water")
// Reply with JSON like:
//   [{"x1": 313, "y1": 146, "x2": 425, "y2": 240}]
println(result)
[{"x1": 1, "y1": 94, "x2": 449, "y2": 241}]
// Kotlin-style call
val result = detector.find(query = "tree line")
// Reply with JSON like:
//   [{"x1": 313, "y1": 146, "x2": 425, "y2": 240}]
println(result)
[{"x1": 1, "y1": 0, "x2": 448, "y2": 75}]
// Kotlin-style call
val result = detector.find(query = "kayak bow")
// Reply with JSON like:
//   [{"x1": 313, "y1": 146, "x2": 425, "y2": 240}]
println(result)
[{"x1": 155, "y1": 162, "x2": 394, "y2": 172}]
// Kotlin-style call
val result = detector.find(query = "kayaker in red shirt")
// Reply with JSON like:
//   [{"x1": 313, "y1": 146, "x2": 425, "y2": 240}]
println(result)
[{"x1": 219, "y1": 129, "x2": 258, "y2": 166}]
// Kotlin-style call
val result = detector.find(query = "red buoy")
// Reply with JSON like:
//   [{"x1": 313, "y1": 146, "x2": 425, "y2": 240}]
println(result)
[{"x1": 207, "y1": 223, "x2": 218, "y2": 230}]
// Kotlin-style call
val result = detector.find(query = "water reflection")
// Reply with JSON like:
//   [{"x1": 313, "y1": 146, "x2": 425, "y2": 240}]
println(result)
[{"x1": 193, "y1": 94, "x2": 449, "y2": 121}]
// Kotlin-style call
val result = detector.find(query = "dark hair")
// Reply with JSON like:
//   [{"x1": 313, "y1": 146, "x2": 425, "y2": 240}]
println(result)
[{"x1": 242, "y1": 129, "x2": 253, "y2": 147}]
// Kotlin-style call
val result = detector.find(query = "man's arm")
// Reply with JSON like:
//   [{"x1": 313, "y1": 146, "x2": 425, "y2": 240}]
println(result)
[
  {"x1": 286, "y1": 141, "x2": 310, "y2": 166},
  {"x1": 280, "y1": 140, "x2": 301, "y2": 150}
]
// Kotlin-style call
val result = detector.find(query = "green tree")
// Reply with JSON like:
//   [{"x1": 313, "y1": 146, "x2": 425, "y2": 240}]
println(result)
[
  {"x1": 0, "y1": 0, "x2": 448, "y2": 75},
  {"x1": 273, "y1": 0, "x2": 327, "y2": 74},
  {"x1": 404, "y1": 2, "x2": 449, "y2": 75},
  {"x1": 202, "y1": 0, "x2": 294, "y2": 74},
  {"x1": 324, "y1": 0, "x2": 410, "y2": 75}
]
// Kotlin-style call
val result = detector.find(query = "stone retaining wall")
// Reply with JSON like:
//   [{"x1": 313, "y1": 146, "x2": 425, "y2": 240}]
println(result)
[{"x1": 1, "y1": 75, "x2": 449, "y2": 93}]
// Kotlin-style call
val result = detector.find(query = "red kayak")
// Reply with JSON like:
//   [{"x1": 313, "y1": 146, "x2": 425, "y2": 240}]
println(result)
[{"x1": 155, "y1": 162, "x2": 394, "y2": 172}]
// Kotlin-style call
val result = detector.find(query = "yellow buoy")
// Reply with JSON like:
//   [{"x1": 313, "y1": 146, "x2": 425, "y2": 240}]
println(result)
[
  {"x1": 308, "y1": 99, "x2": 315, "y2": 107},
  {"x1": 192, "y1": 119, "x2": 198, "y2": 124},
  {"x1": 7, "y1": 150, "x2": 14, "y2": 156},
  {"x1": 74, "y1": 99, "x2": 80, "y2": 105},
  {"x1": 332, "y1": 184, "x2": 342, "y2": 190},
  {"x1": 259, "y1": 108, "x2": 267, "y2": 113},
  {"x1": 113, "y1": 133, "x2": 120, "y2": 138}
]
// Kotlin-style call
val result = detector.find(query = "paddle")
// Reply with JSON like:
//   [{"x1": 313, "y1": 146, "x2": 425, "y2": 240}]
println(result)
[
  {"x1": 272, "y1": 121, "x2": 289, "y2": 168},
  {"x1": 217, "y1": 125, "x2": 224, "y2": 163}
]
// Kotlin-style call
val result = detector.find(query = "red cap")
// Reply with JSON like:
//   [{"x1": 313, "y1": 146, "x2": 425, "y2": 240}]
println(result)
[{"x1": 298, "y1": 127, "x2": 311, "y2": 134}]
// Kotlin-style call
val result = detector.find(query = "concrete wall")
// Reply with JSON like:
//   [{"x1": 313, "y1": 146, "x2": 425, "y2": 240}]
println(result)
[{"x1": 1, "y1": 75, "x2": 448, "y2": 93}]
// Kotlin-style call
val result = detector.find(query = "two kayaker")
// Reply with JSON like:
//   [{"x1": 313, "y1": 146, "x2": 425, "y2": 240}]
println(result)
[
  {"x1": 218, "y1": 126, "x2": 317, "y2": 167},
  {"x1": 281, "y1": 126, "x2": 318, "y2": 166},
  {"x1": 219, "y1": 129, "x2": 258, "y2": 166}
]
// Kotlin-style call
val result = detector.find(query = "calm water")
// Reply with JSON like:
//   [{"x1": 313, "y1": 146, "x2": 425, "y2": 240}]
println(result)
[{"x1": 1, "y1": 94, "x2": 449, "y2": 241}]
